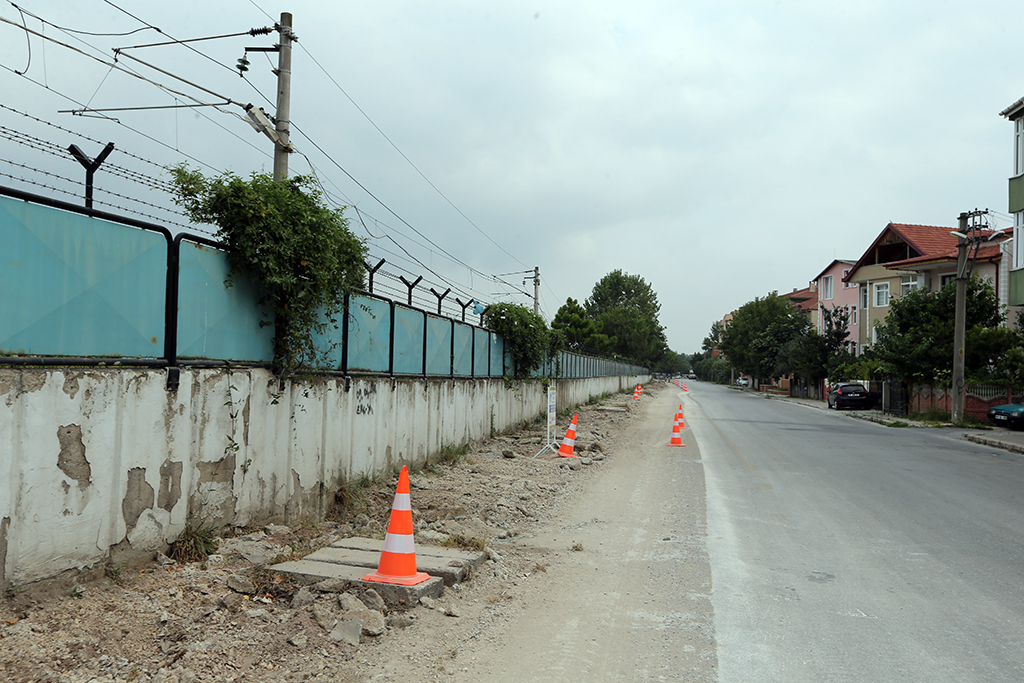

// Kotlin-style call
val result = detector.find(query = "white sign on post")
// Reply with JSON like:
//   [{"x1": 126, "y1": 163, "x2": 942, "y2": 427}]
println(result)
[
  {"x1": 547, "y1": 384, "x2": 557, "y2": 428},
  {"x1": 535, "y1": 384, "x2": 559, "y2": 458}
]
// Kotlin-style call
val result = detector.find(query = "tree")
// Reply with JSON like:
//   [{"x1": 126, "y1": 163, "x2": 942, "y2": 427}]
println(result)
[
  {"x1": 719, "y1": 294, "x2": 809, "y2": 380},
  {"x1": 873, "y1": 275, "x2": 1004, "y2": 382},
  {"x1": 585, "y1": 270, "x2": 667, "y2": 365},
  {"x1": 776, "y1": 306, "x2": 852, "y2": 384},
  {"x1": 170, "y1": 166, "x2": 367, "y2": 376},
  {"x1": 551, "y1": 298, "x2": 612, "y2": 353}
]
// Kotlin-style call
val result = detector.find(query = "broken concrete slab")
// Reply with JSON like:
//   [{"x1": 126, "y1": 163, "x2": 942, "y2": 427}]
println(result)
[
  {"x1": 268, "y1": 559, "x2": 444, "y2": 606},
  {"x1": 327, "y1": 536, "x2": 486, "y2": 585},
  {"x1": 303, "y1": 547, "x2": 470, "y2": 586}
]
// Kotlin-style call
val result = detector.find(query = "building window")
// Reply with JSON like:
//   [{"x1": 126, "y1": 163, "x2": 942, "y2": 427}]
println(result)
[
  {"x1": 874, "y1": 282, "x2": 890, "y2": 307},
  {"x1": 872, "y1": 325, "x2": 879, "y2": 345},
  {"x1": 842, "y1": 269, "x2": 851, "y2": 288},
  {"x1": 940, "y1": 273, "x2": 956, "y2": 288},
  {"x1": 851, "y1": 305, "x2": 858, "y2": 325},
  {"x1": 1016, "y1": 118, "x2": 1024, "y2": 177},
  {"x1": 861, "y1": 284, "x2": 869, "y2": 310},
  {"x1": 1015, "y1": 211, "x2": 1024, "y2": 270},
  {"x1": 821, "y1": 275, "x2": 833, "y2": 301},
  {"x1": 901, "y1": 273, "x2": 924, "y2": 296}
]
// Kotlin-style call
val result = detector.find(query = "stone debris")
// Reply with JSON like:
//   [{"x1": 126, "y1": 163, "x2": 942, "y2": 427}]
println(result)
[
  {"x1": 359, "y1": 589, "x2": 387, "y2": 611},
  {"x1": 226, "y1": 574, "x2": 256, "y2": 594},
  {"x1": 313, "y1": 603, "x2": 338, "y2": 632},
  {"x1": 330, "y1": 619, "x2": 362, "y2": 646},
  {"x1": 291, "y1": 586, "x2": 315, "y2": 608}
]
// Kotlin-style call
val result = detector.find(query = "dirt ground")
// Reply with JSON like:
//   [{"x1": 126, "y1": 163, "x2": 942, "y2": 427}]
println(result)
[{"x1": 1, "y1": 382, "x2": 709, "y2": 683}]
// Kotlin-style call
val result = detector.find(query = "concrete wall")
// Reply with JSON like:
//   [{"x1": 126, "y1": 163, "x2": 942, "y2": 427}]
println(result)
[{"x1": 0, "y1": 367, "x2": 646, "y2": 587}]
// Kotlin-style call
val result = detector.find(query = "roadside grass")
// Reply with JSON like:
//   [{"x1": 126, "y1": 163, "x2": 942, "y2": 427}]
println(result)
[{"x1": 169, "y1": 524, "x2": 218, "y2": 563}]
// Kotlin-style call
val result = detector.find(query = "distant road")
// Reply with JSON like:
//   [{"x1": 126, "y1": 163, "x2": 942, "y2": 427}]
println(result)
[{"x1": 689, "y1": 384, "x2": 1024, "y2": 682}]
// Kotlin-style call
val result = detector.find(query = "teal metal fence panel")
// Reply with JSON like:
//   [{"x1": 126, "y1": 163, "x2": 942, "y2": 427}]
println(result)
[
  {"x1": 393, "y1": 305, "x2": 424, "y2": 374},
  {"x1": 489, "y1": 335, "x2": 505, "y2": 377},
  {"x1": 473, "y1": 328, "x2": 489, "y2": 376},
  {"x1": 0, "y1": 195, "x2": 166, "y2": 357},
  {"x1": 425, "y1": 314, "x2": 452, "y2": 376},
  {"x1": 307, "y1": 305, "x2": 346, "y2": 371},
  {"x1": 453, "y1": 322, "x2": 473, "y2": 376},
  {"x1": 346, "y1": 295, "x2": 391, "y2": 373},
  {"x1": 176, "y1": 240, "x2": 274, "y2": 362}
]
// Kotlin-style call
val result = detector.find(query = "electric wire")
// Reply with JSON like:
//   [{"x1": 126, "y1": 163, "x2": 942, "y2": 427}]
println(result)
[
  {"x1": 8, "y1": 2, "x2": 153, "y2": 37},
  {"x1": 291, "y1": 123, "x2": 531, "y2": 300},
  {"x1": 293, "y1": 40, "x2": 528, "y2": 269}
]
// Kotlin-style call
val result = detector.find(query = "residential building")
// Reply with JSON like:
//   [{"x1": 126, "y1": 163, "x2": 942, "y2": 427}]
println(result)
[
  {"x1": 811, "y1": 260, "x2": 859, "y2": 354},
  {"x1": 1000, "y1": 97, "x2": 1024, "y2": 305},
  {"x1": 843, "y1": 223, "x2": 960, "y2": 352},
  {"x1": 885, "y1": 228, "x2": 1020, "y2": 324},
  {"x1": 779, "y1": 286, "x2": 819, "y2": 330}
]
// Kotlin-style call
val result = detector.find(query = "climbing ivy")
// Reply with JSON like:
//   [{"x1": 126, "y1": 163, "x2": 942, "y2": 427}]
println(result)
[
  {"x1": 170, "y1": 166, "x2": 367, "y2": 377},
  {"x1": 483, "y1": 302, "x2": 563, "y2": 379}
]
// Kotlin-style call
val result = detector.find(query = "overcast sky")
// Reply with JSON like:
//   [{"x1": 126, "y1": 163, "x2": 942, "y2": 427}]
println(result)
[{"x1": 1, "y1": 0, "x2": 1022, "y2": 354}]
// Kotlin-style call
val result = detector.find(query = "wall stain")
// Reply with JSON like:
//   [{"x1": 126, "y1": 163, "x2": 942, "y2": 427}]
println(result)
[
  {"x1": 61, "y1": 372, "x2": 82, "y2": 399},
  {"x1": 0, "y1": 370, "x2": 14, "y2": 398},
  {"x1": 122, "y1": 467, "x2": 155, "y2": 532},
  {"x1": 158, "y1": 460, "x2": 183, "y2": 513},
  {"x1": 21, "y1": 372, "x2": 46, "y2": 395},
  {"x1": 56, "y1": 424, "x2": 91, "y2": 489},
  {"x1": 0, "y1": 517, "x2": 8, "y2": 590},
  {"x1": 197, "y1": 455, "x2": 235, "y2": 485}
]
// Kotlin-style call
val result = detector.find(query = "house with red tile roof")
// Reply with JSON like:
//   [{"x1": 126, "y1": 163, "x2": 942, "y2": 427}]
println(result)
[
  {"x1": 885, "y1": 228, "x2": 1014, "y2": 311},
  {"x1": 779, "y1": 285, "x2": 819, "y2": 329},
  {"x1": 844, "y1": 223, "x2": 962, "y2": 352}
]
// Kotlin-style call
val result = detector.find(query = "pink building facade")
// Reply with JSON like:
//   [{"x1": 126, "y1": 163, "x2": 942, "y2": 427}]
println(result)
[{"x1": 812, "y1": 259, "x2": 860, "y2": 355}]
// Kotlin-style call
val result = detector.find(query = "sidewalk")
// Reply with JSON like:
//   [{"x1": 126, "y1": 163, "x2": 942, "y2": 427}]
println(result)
[{"x1": 758, "y1": 389, "x2": 1024, "y2": 458}]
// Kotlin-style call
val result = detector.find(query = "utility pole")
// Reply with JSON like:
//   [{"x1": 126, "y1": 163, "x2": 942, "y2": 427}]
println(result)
[
  {"x1": 273, "y1": 12, "x2": 294, "y2": 182},
  {"x1": 951, "y1": 212, "x2": 969, "y2": 424},
  {"x1": 951, "y1": 209, "x2": 991, "y2": 424},
  {"x1": 533, "y1": 266, "x2": 540, "y2": 316}
]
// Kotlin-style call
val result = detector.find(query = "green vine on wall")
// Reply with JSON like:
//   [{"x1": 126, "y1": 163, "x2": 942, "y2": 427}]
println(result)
[
  {"x1": 170, "y1": 166, "x2": 368, "y2": 377},
  {"x1": 483, "y1": 302, "x2": 564, "y2": 380}
]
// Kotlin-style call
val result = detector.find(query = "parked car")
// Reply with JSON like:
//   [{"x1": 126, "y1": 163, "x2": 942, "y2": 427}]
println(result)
[
  {"x1": 827, "y1": 383, "x2": 869, "y2": 410},
  {"x1": 987, "y1": 403, "x2": 1024, "y2": 429},
  {"x1": 735, "y1": 377, "x2": 750, "y2": 387}
]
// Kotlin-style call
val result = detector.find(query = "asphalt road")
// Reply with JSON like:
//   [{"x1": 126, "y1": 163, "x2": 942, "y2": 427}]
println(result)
[{"x1": 687, "y1": 383, "x2": 1024, "y2": 682}]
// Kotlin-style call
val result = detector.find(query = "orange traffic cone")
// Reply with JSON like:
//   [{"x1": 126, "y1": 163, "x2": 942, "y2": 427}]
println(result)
[
  {"x1": 362, "y1": 466, "x2": 431, "y2": 586},
  {"x1": 683, "y1": 384, "x2": 688, "y2": 392},
  {"x1": 558, "y1": 414, "x2": 578, "y2": 457},
  {"x1": 632, "y1": 384, "x2": 641, "y2": 399},
  {"x1": 674, "y1": 404, "x2": 683, "y2": 423},
  {"x1": 668, "y1": 417, "x2": 685, "y2": 447}
]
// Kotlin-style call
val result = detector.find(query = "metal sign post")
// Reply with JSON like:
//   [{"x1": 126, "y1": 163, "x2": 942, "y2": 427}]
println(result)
[{"x1": 534, "y1": 383, "x2": 559, "y2": 458}]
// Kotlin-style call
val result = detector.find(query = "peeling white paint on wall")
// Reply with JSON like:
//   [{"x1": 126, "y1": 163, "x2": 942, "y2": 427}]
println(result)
[{"x1": 0, "y1": 367, "x2": 646, "y2": 587}]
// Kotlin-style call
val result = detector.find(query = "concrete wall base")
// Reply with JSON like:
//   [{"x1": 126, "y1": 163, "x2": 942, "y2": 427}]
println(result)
[{"x1": 0, "y1": 367, "x2": 645, "y2": 587}]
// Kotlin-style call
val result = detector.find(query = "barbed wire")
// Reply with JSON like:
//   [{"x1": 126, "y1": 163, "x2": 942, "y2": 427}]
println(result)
[
  {"x1": 0, "y1": 102, "x2": 169, "y2": 171},
  {"x1": 0, "y1": 156, "x2": 191, "y2": 221},
  {"x1": 0, "y1": 170, "x2": 210, "y2": 235}
]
